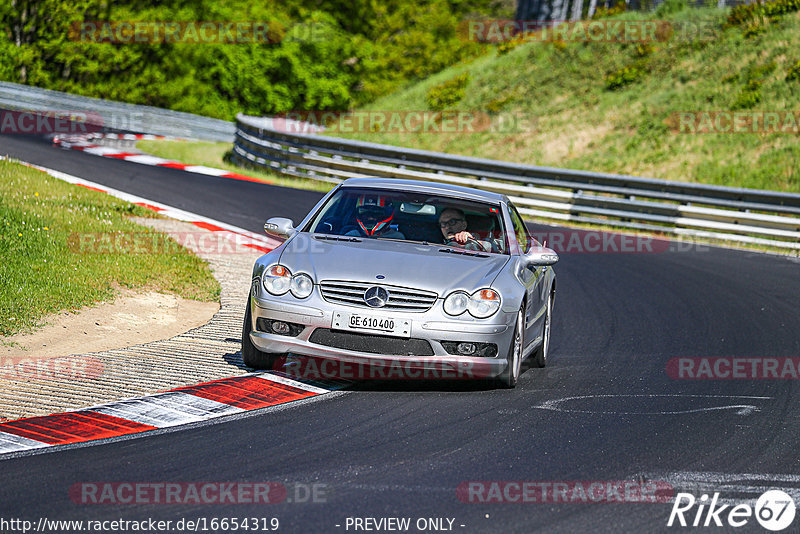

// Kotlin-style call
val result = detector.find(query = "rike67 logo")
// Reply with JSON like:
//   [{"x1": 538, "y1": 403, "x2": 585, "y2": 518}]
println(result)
[{"x1": 668, "y1": 490, "x2": 796, "y2": 531}]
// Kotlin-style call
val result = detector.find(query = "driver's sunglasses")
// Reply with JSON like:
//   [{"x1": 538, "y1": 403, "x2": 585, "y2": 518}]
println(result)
[{"x1": 439, "y1": 217, "x2": 465, "y2": 228}]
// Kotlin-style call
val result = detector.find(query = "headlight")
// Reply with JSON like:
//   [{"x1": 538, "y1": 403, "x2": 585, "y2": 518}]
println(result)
[
  {"x1": 290, "y1": 273, "x2": 314, "y2": 299},
  {"x1": 443, "y1": 291, "x2": 470, "y2": 316},
  {"x1": 468, "y1": 289, "x2": 501, "y2": 318},
  {"x1": 263, "y1": 264, "x2": 292, "y2": 295}
]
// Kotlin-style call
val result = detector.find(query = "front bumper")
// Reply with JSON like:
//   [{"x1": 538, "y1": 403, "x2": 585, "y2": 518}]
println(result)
[{"x1": 248, "y1": 293, "x2": 515, "y2": 379}]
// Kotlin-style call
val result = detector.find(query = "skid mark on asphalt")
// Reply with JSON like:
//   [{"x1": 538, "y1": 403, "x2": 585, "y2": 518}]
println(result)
[
  {"x1": 532, "y1": 394, "x2": 773, "y2": 415},
  {"x1": 634, "y1": 471, "x2": 800, "y2": 505}
]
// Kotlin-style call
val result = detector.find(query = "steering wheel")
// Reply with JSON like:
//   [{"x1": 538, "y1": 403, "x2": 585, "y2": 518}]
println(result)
[{"x1": 445, "y1": 236, "x2": 487, "y2": 252}]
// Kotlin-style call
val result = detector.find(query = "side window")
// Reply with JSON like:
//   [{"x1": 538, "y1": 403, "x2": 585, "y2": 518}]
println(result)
[{"x1": 508, "y1": 204, "x2": 533, "y2": 254}]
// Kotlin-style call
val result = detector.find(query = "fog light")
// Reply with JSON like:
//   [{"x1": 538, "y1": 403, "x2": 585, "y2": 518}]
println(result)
[
  {"x1": 272, "y1": 321, "x2": 291, "y2": 335},
  {"x1": 441, "y1": 341, "x2": 498, "y2": 358},
  {"x1": 457, "y1": 342, "x2": 477, "y2": 355}
]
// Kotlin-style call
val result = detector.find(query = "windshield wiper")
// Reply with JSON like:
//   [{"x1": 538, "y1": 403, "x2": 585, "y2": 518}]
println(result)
[
  {"x1": 375, "y1": 237, "x2": 436, "y2": 246},
  {"x1": 312, "y1": 234, "x2": 362, "y2": 242},
  {"x1": 438, "y1": 247, "x2": 489, "y2": 258}
]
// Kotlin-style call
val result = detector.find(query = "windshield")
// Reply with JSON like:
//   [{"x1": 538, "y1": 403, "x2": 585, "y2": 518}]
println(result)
[{"x1": 304, "y1": 187, "x2": 509, "y2": 255}]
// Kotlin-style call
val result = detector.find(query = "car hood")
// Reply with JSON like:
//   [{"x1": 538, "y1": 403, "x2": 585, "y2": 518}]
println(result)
[{"x1": 279, "y1": 234, "x2": 510, "y2": 295}]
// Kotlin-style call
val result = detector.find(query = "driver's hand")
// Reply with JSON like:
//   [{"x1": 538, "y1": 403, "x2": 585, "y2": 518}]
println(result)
[{"x1": 450, "y1": 231, "x2": 473, "y2": 244}]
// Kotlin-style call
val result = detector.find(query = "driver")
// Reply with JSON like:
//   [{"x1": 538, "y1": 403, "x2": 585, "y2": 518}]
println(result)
[
  {"x1": 345, "y1": 194, "x2": 405, "y2": 239},
  {"x1": 439, "y1": 208, "x2": 490, "y2": 252}
]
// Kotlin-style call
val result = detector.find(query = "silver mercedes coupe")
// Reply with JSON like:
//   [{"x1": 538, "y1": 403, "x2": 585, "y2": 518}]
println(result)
[{"x1": 242, "y1": 178, "x2": 558, "y2": 387}]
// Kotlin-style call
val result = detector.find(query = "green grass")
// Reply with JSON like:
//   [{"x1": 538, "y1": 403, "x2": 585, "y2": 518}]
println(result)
[
  {"x1": 136, "y1": 140, "x2": 333, "y2": 193},
  {"x1": 330, "y1": 7, "x2": 800, "y2": 193},
  {"x1": 0, "y1": 159, "x2": 220, "y2": 337}
]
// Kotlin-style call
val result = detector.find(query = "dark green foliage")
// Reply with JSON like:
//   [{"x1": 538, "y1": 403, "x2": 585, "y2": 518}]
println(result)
[
  {"x1": 604, "y1": 66, "x2": 644, "y2": 90},
  {"x1": 727, "y1": 0, "x2": 800, "y2": 27},
  {"x1": 0, "y1": 0, "x2": 489, "y2": 120},
  {"x1": 732, "y1": 88, "x2": 762, "y2": 109},
  {"x1": 731, "y1": 62, "x2": 774, "y2": 108},
  {"x1": 592, "y1": 1, "x2": 626, "y2": 19},
  {"x1": 654, "y1": 0, "x2": 690, "y2": 17},
  {"x1": 426, "y1": 73, "x2": 470, "y2": 111},
  {"x1": 786, "y1": 60, "x2": 800, "y2": 82}
]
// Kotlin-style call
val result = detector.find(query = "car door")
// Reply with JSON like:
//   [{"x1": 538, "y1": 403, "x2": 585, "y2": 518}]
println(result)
[{"x1": 508, "y1": 203, "x2": 547, "y2": 352}]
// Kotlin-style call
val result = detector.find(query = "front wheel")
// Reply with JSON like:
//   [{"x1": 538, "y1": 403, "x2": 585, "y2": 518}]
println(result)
[
  {"x1": 497, "y1": 307, "x2": 524, "y2": 388},
  {"x1": 241, "y1": 299, "x2": 282, "y2": 370},
  {"x1": 531, "y1": 292, "x2": 552, "y2": 368}
]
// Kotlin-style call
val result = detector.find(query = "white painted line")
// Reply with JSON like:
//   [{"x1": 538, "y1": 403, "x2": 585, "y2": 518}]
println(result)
[
  {"x1": 59, "y1": 142, "x2": 96, "y2": 150},
  {"x1": 122, "y1": 154, "x2": 173, "y2": 165},
  {"x1": 0, "y1": 431, "x2": 50, "y2": 453},
  {"x1": 254, "y1": 372, "x2": 330, "y2": 394},
  {"x1": 184, "y1": 165, "x2": 230, "y2": 176},
  {"x1": 21, "y1": 163, "x2": 283, "y2": 249},
  {"x1": 83, "y1": 146, "x2": 127, "y2": 156}
]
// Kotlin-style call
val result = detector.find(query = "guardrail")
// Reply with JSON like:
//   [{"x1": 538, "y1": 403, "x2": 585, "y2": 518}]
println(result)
[
  {"x1": 233, "y1": 113, "x2": 800, "y2": 250},
  {"x1": 0, "y1": 81, "x2": 234, "y2": 141}
]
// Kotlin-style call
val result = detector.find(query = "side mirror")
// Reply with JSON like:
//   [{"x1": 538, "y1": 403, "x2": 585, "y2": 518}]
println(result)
[
  {"x1": 264, "y1": 217, "x2": 296, "y2": 239},
  {"x1": 525, "y1": 247, "x2": 559, "y2": 266}
]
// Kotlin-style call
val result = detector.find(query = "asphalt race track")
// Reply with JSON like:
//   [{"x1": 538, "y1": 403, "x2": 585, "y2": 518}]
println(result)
[{"x1": 2, "y1": 133, "x2": 800, "y2": 533}]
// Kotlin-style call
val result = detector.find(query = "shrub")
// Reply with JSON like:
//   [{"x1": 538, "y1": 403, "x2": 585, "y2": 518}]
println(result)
[
  {"x1": 634, "y1": 43, "x2": 655, "y2": 58},
  {"x1": 727, "y1": 0, "x2": 800, "y2": 27},
  {"x1": 654, "y1": 0, "x2": 689, "y2": 17},
  {"x1": 592, "y1": 1, "x2": 626, "y2": 20},
  {"x1": 486, "y1": 94, "x2": 514, "y2": 113},
  {"x1": 786, "y1": 60, "x2": 800, "y2": 82},
  {"x1": 732, "y1": 89, "x2": 762, "y2": 109},
  {"x1": 605, "y1": 66, "x2": 644, "y2": 90},
  {"x1": 426, "y1": 73, "x2": 470, "y2": 111},
  {"x1": 497, "y1": 36, "x2": 526, "y2": 55}
]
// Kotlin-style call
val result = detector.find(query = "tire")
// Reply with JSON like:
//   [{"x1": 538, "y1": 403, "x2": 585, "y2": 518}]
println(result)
[
  {"x1": 531, "y1": 292, "x2": 552, "y2": 368},
  {"x1": 498, "y1": 307, "x2": 524, "y2": 388},
  {"x1": 241, "y1": 299, "x2": 282, "y2": 370}
]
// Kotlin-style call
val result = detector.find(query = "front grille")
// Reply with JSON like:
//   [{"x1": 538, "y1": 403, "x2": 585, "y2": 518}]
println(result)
[
  {"x1": 319, "y1": 280, "x2": 437, "y2": 312},
  {"x1": 309, "y1": 328, "x2": 434, "y2": 356}
]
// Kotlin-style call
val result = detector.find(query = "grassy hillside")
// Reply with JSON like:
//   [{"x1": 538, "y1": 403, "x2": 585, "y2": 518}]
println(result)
[{"x1": 334, "y1": 4, "x2": 800, "y2": 192}]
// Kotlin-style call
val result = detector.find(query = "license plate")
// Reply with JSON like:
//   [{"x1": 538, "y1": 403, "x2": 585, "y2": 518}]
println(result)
[{"x1": 332, "y1": 312, "x2": 411, "y2": 338}]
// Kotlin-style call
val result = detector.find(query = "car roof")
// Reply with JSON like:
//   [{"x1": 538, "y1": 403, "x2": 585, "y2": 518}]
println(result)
[{"x1": 339, "y1": 178, "x2": 508, "y2": 204}]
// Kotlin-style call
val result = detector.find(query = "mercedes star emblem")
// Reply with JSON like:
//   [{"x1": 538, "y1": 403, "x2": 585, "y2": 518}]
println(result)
[{"x1": 364, "y1": 286, "x2": 389, "y2": 308}]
